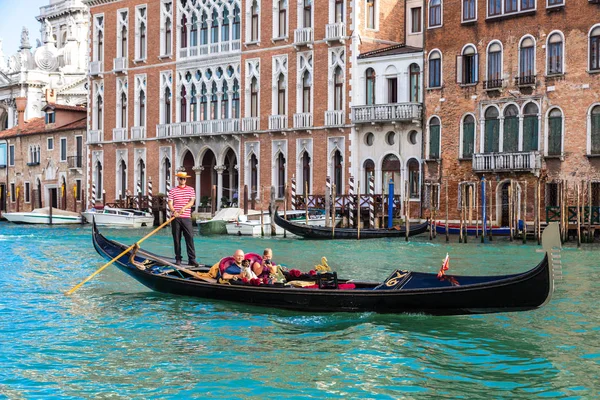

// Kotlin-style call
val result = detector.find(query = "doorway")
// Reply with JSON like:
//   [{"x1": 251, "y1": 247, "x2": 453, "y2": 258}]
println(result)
[{"x1": 49, "y1": 188, "x2": 58, "y2": 209}]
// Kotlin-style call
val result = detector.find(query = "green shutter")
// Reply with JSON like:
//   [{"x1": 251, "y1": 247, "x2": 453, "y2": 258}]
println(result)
[
  {"x1": 463, "y1": 122, "x2": 474, "y2": 158},
  {"x1": 430, "y1": 125, "x2": 440, "y2": 159},
  {"x1": 523, "y1": 116, "x2": 538, "y2": 152},
  {"x1": 485, "y1": 119, "x2": 499, "y2": 153},
  {"x1": 548, "y1": 116, "x2": 562, "y2": 156},
  {"x1": 503, "y1": 116, "x2": 518, "y2": 153},
  {"x1": 591, "y1": 114, "x2": 600, "y2": 154}
]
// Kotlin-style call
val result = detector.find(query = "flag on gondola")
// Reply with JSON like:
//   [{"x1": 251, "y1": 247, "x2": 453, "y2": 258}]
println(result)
[{"x1": 437, "y1": 253, "x2": 450, "y2": 279}]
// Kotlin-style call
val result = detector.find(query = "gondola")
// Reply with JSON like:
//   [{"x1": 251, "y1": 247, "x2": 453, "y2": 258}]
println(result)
[
  {"x1": 273, "y1": 207, "x2": 430, "y2": 239},
  {"x1": 91, "y1": 220, "x2": 561, "y2": 315},
  {"x1": 434, "y1": 221, "x2": 511, "y2": 236}
]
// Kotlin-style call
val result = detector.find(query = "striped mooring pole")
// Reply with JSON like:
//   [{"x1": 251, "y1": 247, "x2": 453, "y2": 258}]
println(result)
[
  {"x1": 348, "y1": 175, "x2": 355, "y2": 228},
  {"x1": 165, "y1": 177, "x2": 171, "y2": 220},
  {"x1": 326, "y1": 176, "x2": 332, "y2": 227},
  {"x1": 291, "y1": 175, "x2": 296, "y2": 210},
  {"x1": 369, "y1": 175, "x2": 375, "y2": 228},
  {"x1": 147, "y1": 177, "x2": 153, "y2": 213},
  {"x1": 90, "y1": 184, "x2": 96, "y2": 209},
  {"x1": 136, "y1": 180, "x2": 141, "y2": 209}
]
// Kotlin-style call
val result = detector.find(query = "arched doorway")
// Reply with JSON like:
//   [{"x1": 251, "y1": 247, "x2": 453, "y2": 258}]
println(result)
[
  {"x1": 381, "y1": 154, "x2": 401, "y2": 194},
  {"x1": 182, "y1": 150, "x2": 196, "y2": 192},
  {"x1": 499, "y1": 181, "x2": 521, "y2": 227},
  {"x1": 200, "y1": 150, "x2": 216, "y2": 199},
  {"x1": 223, "y1": 148, "x2": 238, "y2": 204}
]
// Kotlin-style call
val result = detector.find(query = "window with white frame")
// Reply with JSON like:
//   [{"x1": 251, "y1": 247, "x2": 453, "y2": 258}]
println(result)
[
  {"x1": 246, "y1": 59, "x2": 260, "y2": 118},
  {"x1": 160, "y1": 1, "x2": 173, "y2": 56},
  {"x1": 486, "y1": 41, "x2": 502, "y2": 85},
  {"x1": 590, "y1": 105, "x2": 600, "y2": 155},
  {"x1": 411, "y1": 7, "x2": 422, "y2": 33},
  {"x1": 547, "y1": 0, "x2": 563, "y2": 8},
  {"x1": 134, "y1": 75, "x2": 147, "y2": 127},
  {"x1": 297, "y1": 52, "x2": 313, "y2": 114},
  {"x1": 589, "y1": 25, "x2": 600, "y2": 72},
  {"x1": 547, "y1": 32, "x2": 564, "y2": 75},
  {"x1": 160, "y1": 71, "x2": 172, "y2": 124},
  {"x1": 273, "y1": 0, "x2": 287, "y2": 39},
  {"x1": 428, "y1": 117, "x2": 441, "y2": 159},
  {"x1": 519, "y1": 36, "x2": 535, "y2": 82},
  {"x1": 303, "y1": 0, "x2": 312, "y2": 28},
  {"x1": 462, "y1": 0, "x2": 476, "y2": 22},
  {"x1": 365, "y1": 68, "x2": 376, "y2": 105},
  {"x1": 457, "y1": 44, "x2": 478, "y2": 85},
  {"x1": 117, "y1": 10, "x2": 128, "y2": 59},
  {"x1": 47, "y1": 137, "x2": 54, "y2": 150},
  {"x1": 428, "y1": 50, "x2": 442, "y2": 88},
  {"x1": 116, "y1": 78, "x2": 128, "y2": 129},
  {"x1": 93, "y1": 82, "x2": 104, "y2": 130},
  {"x1": 8, "y1": 145, "x2": 14, "y2": 166},
  {"x1": 547, "y1": 108, "x2": 563, "y2": 156},
  {"x1": 250, "y1": 0, "x2": 259, "y2": 42},
  {"x1": 366, "y1": 0, "x2": 376, "y2": 29},
  {"x1": 503, "y1": 104, "x2": 519, "y2": 152},
  {"x1": 522, "y1": 102, "x2": 539, "y2": 151},
  {"x1": 488, "y1": 0, "x2": 535, "y2": 18},
  {"x1": 334, "y1": 0, "x2": 343, "y2": 23},
  {"x1": 328, "y1": 47, "x2": 345, "y2": 114},
  {"x1": 250, "y1": 78, "x2": 259, "y2": 117},
  {"x1": 94, "y1": 15, "x2": 104, "y2": 62},
  {"x1": 408, "y1": 159, "x2": 420, "y2": 198},
  {"x1": 94, "y1": 159, "x2": 103, "y2": 200},
  {"x1": 135, "y1": 5, "x2": 147, "y2": 61},
  {"x1": 461, "y1": 114, "x2": 475, "y2": 159},
  {"x1": 60, "y1": 138, "x2": 67, "y2": 161},
  {"x1": 272, "y1": 56, "x2": 288, "y2": 116},
  {"x1": 409, "y1": 63, "x2": 420, "y2": 102},
  {"x1": 428, "y1": 0, "x2": 442, "y2": 28},
  {"x1": 222, "y1": 8, "x2": 230, "y2": 42},
  {"x1": 483, "y1": 106, "x2": 499, "y2": 152}
]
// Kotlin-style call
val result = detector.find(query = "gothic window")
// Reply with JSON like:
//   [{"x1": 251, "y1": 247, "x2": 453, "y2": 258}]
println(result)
[
  {"x1": 590, "y1": 106, "x2": 600, "y2": 155},
  {"x1": 233, "y1": 6, "x2": 241, "y2": 40},
  {"x1": 335, "y1": 0, "x2": 343, "y2": 23},
  {"x1": 221, "y1": 81, "x2": 229, "y2": 119},
  {"x1": 164, "y1": 87, "x2": 171, "y2": 124},
  {"x1": 547, "y1": 108, "x2": 563, "y2": 156},
  {"x1": 251, "y1": 77, "x2": 259, "y2": 117},
  {"x1": 409, "y1": 63, "x2": 420, "y2": 102},
  {"x1": 180, "y1": 86, "x2": 187, "y2": 122},
  {"x1": 463, "y1": 0, "x2": 475, "y2": 21},
  {"x1": 163, "y1": 2, "x2": 172, "y2": 55},
  {"x1": 98, "y1": 26, "x2": 104, "y2": 62},
  {"x1": 138, "y1": 159, "x2": 146, "y2": 195},
  {"x1": 135, "y1": 6, "x2": 147, "y2": 60},
  {"x1": 366, "y1": 0, "x2": 375, "y2": 29},
  {"x1": 181, "y1": 15, "x2": 188, "y2": 48},
  {"x1": 428, "y1": 50, "x2": 441, "y2": 88},
  {"x1": 279, "y1": 0, "x2": 287, "y2": 37},
  {"x1": 201, "y1": 13, "x2": 208, "y2": 45},
  {"x1": 222, "y1": 8, "x2": 230, "y2": 41},
  {"x1": 503, "y1": 105, "x2": 519, "y2": 152},
  {"x1": 251, "y1": 0, "x2": 259, "y2": 41},
  {"x1": 365, "y1": 68, "x2": 375, "y2": 105},
  {"x1": 96, "y1": 94, "x2": 103, "y2": 130},
  {"x1": 191, "y1": 15, "x2": 198, "y2": 47},
  {"x1": 277, "y1": 74, "x2": 286, "y2": 115},
  {"x1": 484, "y1": 107, "x2": 499, "y2": 153},
  {"x1": 163, "y1": 157, "x2": 171, "y2": 194},
  {"x1": 462, "y1": 114, "x2": 475, "y2": 159},
  {"x1": 303, "y1": 0, "x2": 312, "y2": 28},
  {"x1": 334, "y1": 67, "x2": 343, "y2": 111},
  {"x1": 250, "y1": 154, "x2": 258, "y2": 198},
  {"x1": 276, "y1": 152, "x2": 286, "y2": 198},
  {"x1": 428, "y1": 117, "x2": 440, "y2": 159},
  {"x1": 211, "y1": 83, "x2": 218, "y2": 120},
  {"x1": 138, "y1": 90, "x2": 146, "y2": 126},
  {"x1": 120, "y1": 92, "x2": 127, "y2": 128},
  {"x1": 139, "y1": 13, "x2": 146, "y2": 59},
  {"x1": 95, "y1": 16, "x2": 104, "y2": 62},
  {"x1": 590, "y1": 25, "x2": 600, "y2": 72},
  {"x1": 118, "y1": 11, "x2": 127, "y2": 58},
  {"x1": 232, "y1": 80, "x2": 240, "y2": 118},
  {"x1": 119, "y1": 159, "x2": 127, "y2": 197},
  {"x1": 95, "y1": 161, "x2": 103, "y2": 199},
  {"x1": 302, "y1": 151, "x2": 311, "y2": 194},
  {"x1": 302, "y1": 71, "x2": 311, "y2": 113},
  {"x1": 211, "y1": 10, "x2": 219, "y2": 43},
  {"x1": 429, "y1": 0, "x2": 441, "y2": 27},
  {"x1": 333, "y1": 150, "x2": 343, "y2": 195},
  {"x1": 547, "y1": 32, "x2": 564, "y2": 75},
  {"x1": 458, "y1": 45, "x2": 478, "y2": 85},
  {"x1": 190, "y1": 84, "x2": 198, "y2": 121},
  {"x1": 200, "y1": 83, "x2": 208, "y2": 121}
]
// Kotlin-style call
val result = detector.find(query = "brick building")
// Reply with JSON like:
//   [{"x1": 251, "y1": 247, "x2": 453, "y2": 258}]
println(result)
[
  {"x1": 0, "y1": 96, "x2": 86, "y2": 214},
  {"x1": 422, "y1": 0, "x2": 600, "y2": 225}
]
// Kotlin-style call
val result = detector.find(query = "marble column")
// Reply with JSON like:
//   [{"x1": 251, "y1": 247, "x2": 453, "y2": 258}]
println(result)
[
  {"x1": 193, "y1": 166, "x2": 204, "y2": 212},
  {"x1": 215, "y1": 165, "x2": 226, "y2": 210}
]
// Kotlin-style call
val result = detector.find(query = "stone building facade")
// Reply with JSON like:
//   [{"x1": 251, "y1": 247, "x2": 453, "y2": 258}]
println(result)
[{"x1": 422, "y1": 0, "x2": 600, "y2": 224}]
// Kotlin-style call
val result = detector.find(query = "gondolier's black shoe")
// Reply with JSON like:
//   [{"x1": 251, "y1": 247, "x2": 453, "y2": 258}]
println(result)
[
  {"x1": 189, "y1": 260, "x2": 200, "y2": 267},
  {"x1": 175, "y1": 260, "x2": 182, "y2": 266}
]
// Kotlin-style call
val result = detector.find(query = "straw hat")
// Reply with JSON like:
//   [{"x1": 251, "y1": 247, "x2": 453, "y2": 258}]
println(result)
[{"x1": 176, "y1": 171, "x2": 191, "y2": 179}]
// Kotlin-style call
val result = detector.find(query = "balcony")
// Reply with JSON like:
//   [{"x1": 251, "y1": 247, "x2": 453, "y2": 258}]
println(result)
[
  {"x1": 325, "y1": 110, "x2": 345, "y2": 127},
  {"x1": 483, "y1": 78, "x2": 503, "y2": 90},
  {"x1": 156, "y1": 119, "x2": 240, "y2": 138},
  {"x1": 88, "y1": 130, "x2": 103, "y2": 144},
  {"x1": 67, "y1": 156, "x2": 82, "y2": 169},
  {"x1": 113, "y1": 57, "x2": 127, "y2": 73},
  {"x1": 293, "y1": 113, "x2": 313, "y2": 129},
  {"x1": 351, "y1": 103, "x2": 422, "y2": 124},
  {"x1": 515, "y1": 75, "x2": 536, "y2": 87},
  {"x1": 130, "y1": 126, "x2": 146, "y2": 141},
  {"x1": 325, "y1": 23, "x2": 346, "y2": 43},
  {"x1": 178, "y1": 39, "x2": 241, "y2": 60},
  {"x1": 89, "y1": 61, "x2": 103, "y2": 76},
  {"x1": 472, "y1": 151, "x2": 542, "y2": 173},
  {"x1": 112, "y1": 127, "x2": 128, "y2": 141},
  {"x1": 241, "y1": 117, "x2": 259, "y2": 132},
  {"x1": 293, "y1": 28, "x2": 314, "y2": 48},
  {"x1": 268, "y1": 115, "x2": 288, "y2": 130}
]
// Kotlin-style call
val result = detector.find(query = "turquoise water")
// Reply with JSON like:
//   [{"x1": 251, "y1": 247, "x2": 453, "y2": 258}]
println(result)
[{"x1": 0, "y1": 223, "x2": 598, "y2": 399}]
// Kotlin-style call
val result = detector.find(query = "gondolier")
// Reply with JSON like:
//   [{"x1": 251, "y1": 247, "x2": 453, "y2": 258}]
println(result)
[{"x1": 168, "y1": 171, "x2": 199, "y2": 267}]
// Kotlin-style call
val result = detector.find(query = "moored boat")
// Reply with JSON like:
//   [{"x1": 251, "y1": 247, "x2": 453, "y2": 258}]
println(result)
[
  {"x1": 81, "y1": 207, "x2": 154, "y2": 228},
  {"x1": 91, "y1": 220, "x2": 561, "y2": 315},
  {"x1": 4, "y1": 207, "x2": 82, "y2": 224},
  {"x1": 434, "y1": 221, "x2": 511, "y2": 236},
  {"x1": 198, "y1": 208, "x2": 244, "y2": 235}
]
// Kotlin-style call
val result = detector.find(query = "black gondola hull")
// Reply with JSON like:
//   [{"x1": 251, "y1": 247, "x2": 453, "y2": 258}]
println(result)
[{"x1": 91, "y1": 222, "x2": 559, "y2": 315}]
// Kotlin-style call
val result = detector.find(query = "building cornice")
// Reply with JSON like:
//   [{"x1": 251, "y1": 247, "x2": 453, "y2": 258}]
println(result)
[{"x1": 83, "y1": 0, "x2": 121, "y2": 7}]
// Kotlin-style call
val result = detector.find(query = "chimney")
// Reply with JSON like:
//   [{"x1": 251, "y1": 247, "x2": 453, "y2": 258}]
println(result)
[
  {"x1": 15, "y1": 97, "x2": 26, "y2": 129},
  {"x1": 45, "y1": 89, "x2": 57, "y2": 104}
]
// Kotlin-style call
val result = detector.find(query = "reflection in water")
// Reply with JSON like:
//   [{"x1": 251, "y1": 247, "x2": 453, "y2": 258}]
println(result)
[{"x1": 0, "y1": 223, "x2": 598, "y2": 398}]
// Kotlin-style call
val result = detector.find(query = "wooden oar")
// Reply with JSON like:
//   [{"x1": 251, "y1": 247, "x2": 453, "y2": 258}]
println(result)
[{"x1": 65, "y1": 216, "x2": 175, "y2": 296}]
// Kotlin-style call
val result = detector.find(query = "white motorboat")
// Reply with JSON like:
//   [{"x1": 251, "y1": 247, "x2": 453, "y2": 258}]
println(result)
[
  {"x1": 81, "y1": 207, "x2": 154, "y2": 228},
  {"x1": 225, "y1": 210, "x2": 340, "y2": 236},
  {"x1": 3, "y1": 207, "x2": 82, "y2": 224}
]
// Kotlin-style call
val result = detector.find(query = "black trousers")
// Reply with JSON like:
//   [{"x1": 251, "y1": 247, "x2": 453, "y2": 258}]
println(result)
[{"x1": 171, "y1": 217, "x2": 196, "y2": 263}]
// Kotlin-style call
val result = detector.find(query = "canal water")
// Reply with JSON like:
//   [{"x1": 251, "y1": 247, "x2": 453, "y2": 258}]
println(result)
[{"x1": 0, "y1": 222, "x2": 598, "y2": 399}]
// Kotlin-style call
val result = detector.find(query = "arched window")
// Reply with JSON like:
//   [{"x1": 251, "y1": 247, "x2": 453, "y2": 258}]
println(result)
[
  {"x1": 250, "y1": 154, "x2": 258, "y2": 198},
  {"x1": 459, "y1": 45, "x2": 478, "y2": 85},
  {"x1": 590, "y1": 26, "x2": 600, "y2": 72},
  {"x1": 139, "y1": 21, "x2": 146, "y2": 59},
  {"x1": 251, "y1": 0, "x2": 259, "y2": 41},
  {"x1": 221, "y1": 82, "x2": 229, "y2": 119},
  {"x1": 201, "y1": 12, "x2": 208, "y2": 45},
  {"x1": 164, "y1": 87, "x2": 171, "y2": 124},
  {"x1": 428, "y1": 50, "x2": 441, "y2": 88},
  {"x1": 95, "y1": 161, "x2": 103, "y2": 198},
  {"x1": 279, "y1": 0, "x2": 287, "y2": 37},
  {"x1": 96, "y1": 95, "x2": 103, "y2": 130},
  {"x1": 590, "y1": 106, "x2": 600, "y2": 154},
  {"x1": 180, "y1": 86, "x2": 187, "y2": 122},
  {"x1": 98, "y1": 28, "x2": 104, "y2": 61},
  {"x1": 138, "y1": 90, "x2": 146, "y2": 126},
  {"x1": 503, "y1": 105, "x2": 519, "y2": 152},
  {"x1": 181, "y1": 15, "x2": 188, "y2": 48},
  {"x1": 302, "y1": 151, "x2": 311, "y2": 194},
  {"x1": 138, "y1": 159, "x2": 146, "y2": 195},
  {"x1": 365, "y1": 68, "x2": 375, "y2": 105},
  {"x1": 363, "y1": 159, "x2": 375, "y2": 193},
  {"x1": 382, "y1": 154, "x2": 400, "y2": 195},
  {"x1": 302, "y1": 71, "x2": 311, "y2": 113},
  {"x1": 429, "y1": 0, "x2": 441, "y2": 27},
  {"x1": 200, "y1": 83, "x2": 207, "y2": 121},
  {"x1": 163, "y1": 157, "x2": 171, "y2": 194},
  {"x1": 211, "y1": 83, "x2": 218, "y2": 120},
  {"x1": 333, "y1": 150, "x2": 342, "y2": 195},
  {"x1": 487, "y1": 41, "x2": 502, "y2": 86},
  {"x1": 120, "y1": 24, "x2": 127, "y2": 57},
  {"x1": 120, "y1": 92, "x2": 127, "y2": 128},
  {"x1": 276, "y1": 152, "x2": 286, "y2": 198},
  {"x1": 222, "y1": 8, "x2": 230, "y2": 42},
  {"x1": 165, "y1": 17, "x2": 172, "y2": 55},
  {"x1": 211, "y1": 10, "x2": 219, "y2": 44},
  {"x1": 462, "y1": 114, "x2": 475, "y2": 159},
  {"x1": 119, "y1": 159, "x2": 127, "y2": 197},
  {"x1": 519, "y1": 36, "x2": 535, "y2": 84},
  {"x1": 334, "y1": 67, "x2": 343, "y2": 111},
  {"x1": 408, "y1": 159, "x2": 420, "y2": 199},
  {"x1": 428, "y1": 117, "x2": 440, "y2": 159},
  {"x1": 190, "y1": 14, "x2": 198, "y2": 47},
  {"x1": 484, "y1": 107, "x2": 499, "y2": 153},
  {"x1": 547, "y1": 108, "x2": 563, "y2": 156},
  {"x1": 233, "y1": 6, "x2": 241, "y2": 40},
  {"x1": 190, "y1": 84, "x2": 198, "y2": 121},
  {"x1": 277, "y1": 74, "x2": 285, "y2": 115},
  {"x1": 409, "y1": 63, "x2": 420, "y2": 102},
  {"x1": 523, "y1": 103, "x2": 539, "y2": 151},
  {"x1": 250, "y1": 77, "x2": 258, "y2": 117},
  {"x1": 232, "y1": 80, "x2": 240, "y2": 118},
  {"x1": 547, "y1": 32, "x2": 564, "y2": 75}
]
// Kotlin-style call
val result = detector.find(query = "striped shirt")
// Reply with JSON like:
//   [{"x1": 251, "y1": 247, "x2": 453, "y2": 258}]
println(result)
[{"x1": 168, "y1": 185, "x2": 196, "y2": 218}]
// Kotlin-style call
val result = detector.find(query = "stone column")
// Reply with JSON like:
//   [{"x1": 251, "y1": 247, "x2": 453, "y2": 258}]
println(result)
[
  {"x1": 215, "y1": 165, "x2": 226, "y2": 210},
  {"x1": 193, "y1": 166, "x2": 204, "y2": 212}
]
